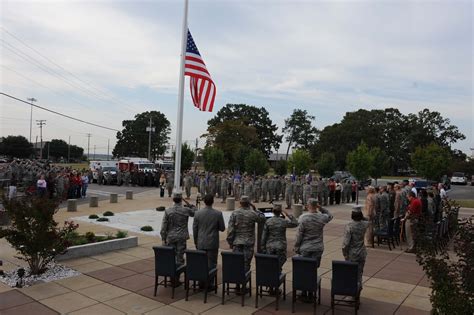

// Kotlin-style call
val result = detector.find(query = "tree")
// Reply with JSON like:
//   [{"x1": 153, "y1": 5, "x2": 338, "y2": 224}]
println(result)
[
  {"x1": 346, "y1": 142, "x2": 373, "y2": 182},
  {"x1": 282, "y1": 109, "x2": 318, "y2": 159},
  {"x1": 411, "y1": 143, "x2": 451, "y2": 181},
  {"x1": 244, "y1": 149, "x2": 269, "y2": 176},
  {"x1": 274, "y1": 159, "x2": 288, "y2": 176},
  {"x1": 316, "y1": 152, "x2": 336, "y2": 178},
  {"x1": 202, "y1": 146, "x2": 225, "y2": 173},
  {"x1": 206, "y1": 104, "x2": 282, "y2": 156},
  {"x1": 113, "y1": 111, "x2": 170, "y2": 159},
  {"x1": 288, "y1": 149, "x2": 312, "y2": 175},
  {"x1": 0, "y1": 135, "x2": 33, "y2": 158},
  {"x1": 370, "y1": 147, "x2": 389, "y2": 185},
  {"x1": 203, "y1": 120, "x2": 260, "y2": 169},
  {"x1": 0, "y1": 196, "x2": 78, "y2": 275},
  {"x1": 44, "y1": 139, "x2": 84, "y2": 162},
  {"x1": 172, "y1": 143, "x2": 195, "y2": 173}
]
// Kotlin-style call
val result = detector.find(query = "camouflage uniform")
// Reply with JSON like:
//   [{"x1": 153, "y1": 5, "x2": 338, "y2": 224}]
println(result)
[
  {"x1": 285, "y1": 179, "x2": 293, "y2": 208},
  {"x1": 124, "y1": 170, "x2": 130, "y2": 186},
  {"x1": 209, "y1": 175, "x2": 217, "y2": 196},
  {"x1": 216, "y1": 175, "x2": 222, "y2": 198},
  {"x1": 227, "y1": 202, "x2": 266, "y2": 271},
  {"x1": 199, "y1": 176, "x2": 206, "y2": 195},
  {"x1": 160, "y1": 199, "x2": 196, "y2": 266},
  {"x1": 280, "y1": 177, "x2": 286, "y2": 199},
  {"x1": 342, "y1": 219, "x2": 369, "y2": 287},
  {"x1": 184, "y1": 174, "x2": 193, "y2": 198},
  {"x1": 268, "y1": 178, "x2": 276, "y2": 201},
  {"x1": 116, "y1": 169, "x2": 122, "y2": 186},
  {"x1": 322, "y1": 180, "x2": 329, "y2": 206},
  {"x1": 274, "y1": 177, "x2": 281, "y2": 201},
  {"x1": 166, "y1": 175, "x2": 174, "y2": 197},
  {"x1": 294, "y1": 207, "x2": 333, "y2": 267},
  {"x1": 378, "y1": 191, "x2": 390, "y2": 231},
  {"x1": 261, "y1": 177, "x2": 269, "y2": 202},
  {"x1": 243, "y1": 179, "x2": 253, "y2": 201},
  {"x1": 303, "y1": 182, "x2": 312, "y2": 206},
  {"x1": 254, "y1": 177, "x2": 262, "y2": 203},
  {"x1": 220, "y1": 175, "x2": 229, "y2": 202},
  {"x1": 344, "y1": 181, "x2": 352, "y2": 203},
  {"x1": 262, "y1": 212, "x2": 298, "y2": 270}
]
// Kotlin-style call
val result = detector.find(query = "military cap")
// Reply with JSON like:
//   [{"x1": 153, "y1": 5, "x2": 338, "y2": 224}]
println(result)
[
  {"x1": 307, "y1": 198, "x2": 319, "y2": 207},
  {"x1": 172, "y1": 190, "x2": 183, "y2": 198},
  {"x1": 240, "y1": 195, "x2": 250, "y2": 203},
  {"x1": 273, "y1": 203, "x2": 283, "y2": 211}
]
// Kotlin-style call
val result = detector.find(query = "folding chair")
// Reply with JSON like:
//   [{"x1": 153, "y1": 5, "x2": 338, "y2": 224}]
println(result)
[
  {"x1": 331, "y1": 260, "x2": 360, "y2": 314},
  {"x1": 152, "y1": 246, "x2": 186, "y2": 299},
  {"x1": 292, "y1": 256, "x2": 321, "y2": 314},
  {"x1": 255, "y1": 253, "x2": 286, "y2": 310},
  {"x1": 221, "y1": 251, "x2": 251, "y2": 306},
  {"x1": 184, "y1": 250, "x2": 217, "y2": 303}
]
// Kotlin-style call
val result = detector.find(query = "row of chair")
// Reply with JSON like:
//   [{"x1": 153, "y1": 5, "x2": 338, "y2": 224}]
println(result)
[{"x1": 153, "y1": 246, "x2": 362, "y2": 314}]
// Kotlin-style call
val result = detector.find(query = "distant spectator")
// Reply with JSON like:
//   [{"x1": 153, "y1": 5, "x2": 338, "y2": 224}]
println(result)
[{"x1": 37, "y1": 174, "x2": 47, "y2": 197}]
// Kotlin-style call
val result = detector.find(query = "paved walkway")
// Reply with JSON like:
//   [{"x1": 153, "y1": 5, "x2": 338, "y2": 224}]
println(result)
[{"x1": 1, "y1": 188, "x2": 471, "y2": 314}]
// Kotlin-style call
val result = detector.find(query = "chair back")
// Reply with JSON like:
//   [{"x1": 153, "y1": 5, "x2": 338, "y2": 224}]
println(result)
[
  {"x1": 153, "y1": 246, "x2": 176, "y2": 277},
  {"x1": 392, "y1": 217, "x2": 400, "y2": 236},
  {"x1": 292, "y1": 256, "x2": 318, "y2": 291},
  {"x1": 331, "y1": 260, "x2": 359, "y2": 296},
  {"x1": 221, "y1": 251, "x2": 246, "y2": 284},
  {"x1": 185, "y1": 249, "x2": 209, "y2": 282},
  {"x1": 386, "y1": 217, "x2": 395, "y2": 236},
  {"x1": 255, "y1": 253, "x2": 280, "y2": 287}
]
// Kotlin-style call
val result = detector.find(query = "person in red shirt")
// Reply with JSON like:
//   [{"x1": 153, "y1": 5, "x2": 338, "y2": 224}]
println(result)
[
  {"x1": 403, "y1": 191, "x2": 421, "y2": 253},
  {"x1": 329, "y1": 179, "x2": 336, "y2": 205}
]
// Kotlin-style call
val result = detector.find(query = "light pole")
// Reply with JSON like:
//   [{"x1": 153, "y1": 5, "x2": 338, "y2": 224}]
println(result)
[
  {"x1": 36, "y1": 120, "x2": 46, "y2": 159},
  {"x1": 146, "y1": 117, "x2": 155, "y2": 161},
  {"x1": 27, "y1": 98, "x2": 37, "y2": 143},
  {"x1": 86, "y1": 133, "x2": 92, "y2": 160}
]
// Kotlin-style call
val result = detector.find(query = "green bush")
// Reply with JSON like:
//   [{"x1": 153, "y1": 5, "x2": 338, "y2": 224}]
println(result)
[
  {"x1": 140, "y1": 225, "x2": 154, "y2": 232},
  {"x1": 103, "y1": 211, "x2": 114, "y2": 216},
  {"x1": 88, "y1": 214, "x2": 99, "y2": 219},
  {"x1": 97, "y1": 217, "x2": 109, "y2": 222},
  {"x1": 85, "y1": 232, "x2": 95, "y2": 242},
  {"x1": 156, "y1": 206, "x2": 165, "y2": 211},
  {"x1": 116, "y1": 230, "x2": 128, "y2": 238},
  {"x1": 0, "y1": 196, "x2": 78, "y2": 275}
]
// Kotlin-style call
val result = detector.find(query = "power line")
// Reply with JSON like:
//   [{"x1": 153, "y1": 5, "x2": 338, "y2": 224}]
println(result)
[
  {"x1": 1, "y1": 92, "x2": 120, "y2": 132},
  {"x1": 1, "y1": 27, "x2": 141, "y2": 113}
]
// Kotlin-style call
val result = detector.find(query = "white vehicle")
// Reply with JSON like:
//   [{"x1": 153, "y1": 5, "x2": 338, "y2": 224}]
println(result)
[
  {"x1": 451, "y1": 172, "x2": 467, "y2": 185},
  {"x1": 156, "y1": 159, "x2": 174, "y2": 172},
  {"x1": 89, "y1": 160, "x2": 118, "y2": 183}
]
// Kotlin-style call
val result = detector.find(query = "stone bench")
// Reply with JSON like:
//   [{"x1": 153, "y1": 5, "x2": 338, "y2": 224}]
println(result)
[
  {"x1": 89, "y1": 196, "x2": 99, "y2": 207},
  {"x1": 126, "y1": 191, "x2": 133, "y2": 200},
  {"x1": 110, "y1": 193, "x2": 118, "y2": 203}
]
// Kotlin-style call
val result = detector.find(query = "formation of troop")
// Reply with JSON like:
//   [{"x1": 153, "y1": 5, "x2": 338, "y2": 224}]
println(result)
[
  {"x1": 159, "y1": 190, "x2": 370, "y2": 296},
  {"x1": 181, "y1": 171, "x2": 358, "y2": 209}
]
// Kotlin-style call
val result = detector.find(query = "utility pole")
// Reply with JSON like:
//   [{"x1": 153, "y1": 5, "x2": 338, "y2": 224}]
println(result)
[
  {"x1": 35, "y1": 135, "x2": 38, "y2": 158},
  {"x1": 86, "y1": 133, "x2": 92, "y2": 160},
  {"x1": 107, "y1": 139, "x2": 110, "y2": 160},
  {"x1": 47, "y1": 141, "x2": 50, "y2": 160},
  {"x1": 93, "y1": 145, "x2": 96, "y2": 160},
  {"x1": 146, "y1": 117, "x2": 155, "y2": 161},
  {"x1": 68, "y1": 136, "x2": 71, "y2": 163},
  {"x1": 36, "y1": 120, "x2": 46, "y2": 159},
  {"x1": 193, "y1": 138, "x2": 198, "y2": 172},
  {"x1": 27, "y1": 98, "x2": 37, "y2": 143}
]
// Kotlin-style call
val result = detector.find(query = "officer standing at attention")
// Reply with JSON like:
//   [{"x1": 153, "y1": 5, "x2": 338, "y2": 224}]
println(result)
[
  {"x1": 184, "y1": 172, "x2": 193, "y2": 199},
  {"x1": 193, "y1": 194, "x2": 225, "y2": 273},
  {"x1": 294, "y1": 198, "x2": 333, "y2": 267},
  {"x1": 261, "y1": 203, "x2": 298, "y2": 271},
  {"x1": 342, "y1": 206, "x2": 369, "y2": 289},
  {"x1": 220, "y1": 173, "x2": 229, "y2": 203},
  {"x1": 227, "y1": 196, "x2": 266, "y2": 271},
  {"x1": 160, "y1": 191, "x2": 196, "y2": 266}
]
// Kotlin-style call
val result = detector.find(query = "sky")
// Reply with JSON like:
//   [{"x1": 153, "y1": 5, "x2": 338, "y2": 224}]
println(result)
[{"x1": 1, "y1": 0, "x2": 473, "y2": 157}]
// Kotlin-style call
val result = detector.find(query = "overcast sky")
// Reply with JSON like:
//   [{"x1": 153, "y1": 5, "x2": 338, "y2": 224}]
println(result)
[{"x1": 1, "y1": 0, "x2": 472, "y2": 157}]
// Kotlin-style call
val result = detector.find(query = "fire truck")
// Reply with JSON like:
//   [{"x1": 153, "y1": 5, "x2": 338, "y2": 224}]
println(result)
[{"x1": 118, "y1": 158, "x2": 155, "y2": 173}]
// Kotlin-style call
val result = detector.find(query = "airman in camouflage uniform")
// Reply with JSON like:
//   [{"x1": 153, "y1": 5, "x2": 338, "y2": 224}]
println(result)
[
  {"x1": 280, "y1": 176, "x2": 286, "y2": 200},
  {"x1": 209, "y1": 174, "x2": 217, "y2": 196},
  {"x1": 243, "y1": 177, "x2": 253, "y2": 201},
  {"x1": 377, "y1": 186, "x2": 390, "y2": 231},
  {"x1": 342, "y1": 206, "x2": 369, "y2": 288},
  {"x1": 160, "y1": 191, "x2": 196, "y2": 266},
  {"x1": 166, "y1": 174, "x2": 174, "y2": 197},
  {"x1": 220, "y1": 174, "x2": 229, "y2": 203},
  {"x1": 123, "y1": 169, "x2": 130, "y2": 186},
  {"x1": 322, "y1": 179, "x2": 329, "y2": 206},
  {"x1": 261, "y1": 176, "x2": 269, "y2": 202},
  {"x1": 199, "y1": 174, "x2": 206, "y2": 195},
  {"x1": 294, "y1": 198, "x2": 333, "y2": 267},
  {"x1": 184, "y1": 172, "x2": 193, "y2": 199},
  {"x1": 261, "y1": 204, "x2": 298, "y2": 271},
  {"x1": 303, "y1": 181, "x2": 312, "y2": 206},
  {"x1": 268, "y1": 177, "x2": 276, "y2": 201},
  {"x1": 227, "y1": 196, "x2": 266, "y2": 271},
  {"x1": 254, "y1": 176, "x2": 262, "y2": 203},
  {"x1": 344, "y1": 180, "x2": 352, "y2": 203},
  {"x1": 284, "y1": 177, "x2": 293, "y2": 209},
  {"x1": 274, "y1": 176, "x2": 281, "y2": 201}
]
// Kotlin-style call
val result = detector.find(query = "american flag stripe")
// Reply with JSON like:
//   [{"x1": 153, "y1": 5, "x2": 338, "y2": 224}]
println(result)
[{"x1": 184, "y1": 29, "x2": 216, "y2": 112}]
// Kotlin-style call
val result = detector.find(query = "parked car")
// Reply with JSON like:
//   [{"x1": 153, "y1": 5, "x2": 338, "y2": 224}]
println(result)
[
  {"x1": 451, "y1": 172, "x2": 468, "y2": 185},
  {"x1": 413, "y1": 179, "x2": 437, "y2": 192},
  {"x1": 100, "y1": 166, "x2": 118, "y2": 185},
  {"x1": 471, "y1": 175, "x2": 474, "y2": 186}
]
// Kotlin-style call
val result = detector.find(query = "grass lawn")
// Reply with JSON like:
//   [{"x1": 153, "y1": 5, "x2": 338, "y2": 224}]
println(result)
[{"x1": 456, "y1": 200, "x2": 474, "y2": 208}]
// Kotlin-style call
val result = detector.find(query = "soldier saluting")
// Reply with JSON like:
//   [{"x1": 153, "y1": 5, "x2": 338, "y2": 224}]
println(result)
[
  {"x1": 160, "y1": 191, "x2": 197, "y2": 267},
  {"x1": 226, "y1": 196, "x2": 265, "y2": 272}
]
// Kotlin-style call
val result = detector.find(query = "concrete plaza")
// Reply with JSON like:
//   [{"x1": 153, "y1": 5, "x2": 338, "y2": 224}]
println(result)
[{"x1": 2, "y1": 187, "x2": 470, "y2": 314}]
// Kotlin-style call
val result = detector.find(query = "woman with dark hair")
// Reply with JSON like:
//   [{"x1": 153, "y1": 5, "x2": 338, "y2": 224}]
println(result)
[{"x1": 342, "y1": 206, "x2": 369, "y2": 289}]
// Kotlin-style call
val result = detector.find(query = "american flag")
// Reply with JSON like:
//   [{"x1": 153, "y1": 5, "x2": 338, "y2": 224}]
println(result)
[{"x1": 185, "y1": 29, "x2": 216, "y2": 112}]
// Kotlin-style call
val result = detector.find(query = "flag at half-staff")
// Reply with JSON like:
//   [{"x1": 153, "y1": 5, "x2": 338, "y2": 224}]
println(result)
[{"x1": 185, "y1": 29, "x2": 216, "y2": 112}]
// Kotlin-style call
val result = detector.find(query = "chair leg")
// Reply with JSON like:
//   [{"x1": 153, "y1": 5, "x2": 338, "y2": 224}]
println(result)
[
  {"x1": 222, "y1": 282, "x2": 225, "y2": 305},
  {"x1": 164, "y1": 276, "x2": 167, "y2": 287},
  {"x1": 249, "y1": 277, "x2": 252, "y2": 297},
  {"x1": 276, "y1": 287, "x2": 279, "y2": 311},
  {"x1": 318, "y1": 282, "x2": 321, "y2": 305},
  {"x1": 313, "y1": 290, "x2": 317, "y2": 315},
  {"x1": 292, "y1": 290, "x2": 296, "y2": 313},
  {"x1": 215, "y1": 275, "x2": 218, "y2": 293},
  {"x1": 283, "y1": 281, "x2": 286, "y2": 300},
  {"x1": 241, "y1": 283, "x2": 245, "y2": 306},
  {"x1": 227, "y1": 283, "x2": 229, "y2": 295},
  {"x1": 154, "y1": 276, "x2": 158, "y2": 296},
  {"x1": 185, "y1": 275, "x2": 189, "y2": 301},
  {"x1": 255, "y1": 286, "x2": 259, "y2": 308},
  {"x1": 172, "y1": 277, "x2": 175, "y2": 299}
]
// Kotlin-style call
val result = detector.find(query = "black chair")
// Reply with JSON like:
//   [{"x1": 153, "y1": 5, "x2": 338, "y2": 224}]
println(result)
[
  {"x1": 221, "y1": 251, "x2": 252, "y2": 306},
  {"x1": 152, "y1": 246, "x2": 186, "y2": 299},
  {"x1": 255, "y1": 253, "x2": 286, "y2": 310},
  {"x1": 292, "y1": 256, "x2": 321, "y2": 314},
  {"x1": 184, "y1": 250, "x2": 217, "y2": 303},
  {"x1": 374, "y1": 217, "x2": 397, "y2": 250},
  {"x1": 331, "y1": 260, "x2": 360, "y2": 314}
]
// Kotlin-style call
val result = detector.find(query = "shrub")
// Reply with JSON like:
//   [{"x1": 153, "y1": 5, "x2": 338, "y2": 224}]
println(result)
[
  {"x1": 85, "y1": 232, "x2": 95, "y2": 242},
  {"x1": 140, "y1": 225, "x2": 154, "y2": 232},
  {"x1": 0, "y1": 196, "x2": 78, "y2": 275},
  {"x1": 156, "y1": 206, "x2": 165, "y2": 211},
  {"x1": 88, "y1": 214, "x2": 99, "y2": 219},
  {"x1": 116, "y1": 230, "x2": 128, "y2": 238},
  {"x1": 416, "y1": 201, "x2": 474, "y2": 314},
  {"x1": 97, "y1": 217, "x2": 109, "y2": 222},
  {"x1": 103, "y1": 211, "x2": 114, "y2": 216}
]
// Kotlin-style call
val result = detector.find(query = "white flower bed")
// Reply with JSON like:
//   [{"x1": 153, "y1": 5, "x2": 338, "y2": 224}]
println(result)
[{"x1": 0, "y1": 262, "x2": 81, "y2": 288}]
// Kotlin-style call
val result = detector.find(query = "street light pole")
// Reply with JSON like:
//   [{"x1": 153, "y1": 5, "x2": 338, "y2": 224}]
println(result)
[
  {"x1": 27, "y1": 98, "x2": 37, "y2": 143},
  {"x1": 36, "y1": 120, "x2": 46, "y2": 159},
  {"x1": 86, "y1": 133, "x2": 92, "y2": 160},
  {"x1": 146, "y1": 117, "x2": 155, "y2": 161}
]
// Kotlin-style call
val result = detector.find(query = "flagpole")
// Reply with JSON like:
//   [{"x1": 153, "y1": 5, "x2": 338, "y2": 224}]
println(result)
[{"x1": 173, "y1": 0, "x2": 189, "y2": 193}]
